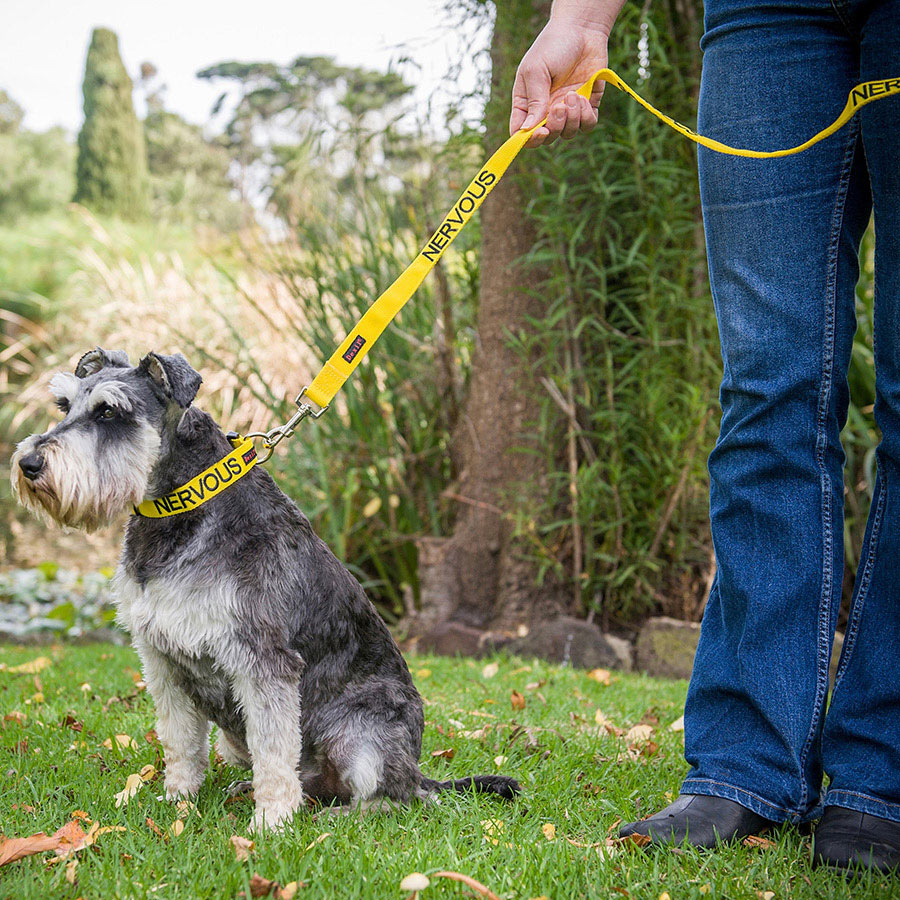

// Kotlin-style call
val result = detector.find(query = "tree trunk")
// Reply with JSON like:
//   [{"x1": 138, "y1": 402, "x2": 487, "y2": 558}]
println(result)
[{"x1": 412, "y1": 0, "x2": 574, "y2": 644}]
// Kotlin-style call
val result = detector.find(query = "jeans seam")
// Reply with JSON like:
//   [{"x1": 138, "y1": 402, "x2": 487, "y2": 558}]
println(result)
[
  {"x1": 796, "y1": 120, "x2": 860, "y2": 813},
  {"x1": 682, "y1": 777, "x2": 793, "y2": 817},
  {"x1": 832, "y1": 469, "x2": 887, "y2": 690},
  {"x1": 826, "y1": 789, "x2": 900, "y2": 817}
]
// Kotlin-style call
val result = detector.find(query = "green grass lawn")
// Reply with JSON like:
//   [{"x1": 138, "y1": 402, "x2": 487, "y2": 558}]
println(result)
[{"x1": 1, "y1": 644, "x2": 896, "y2": 899}]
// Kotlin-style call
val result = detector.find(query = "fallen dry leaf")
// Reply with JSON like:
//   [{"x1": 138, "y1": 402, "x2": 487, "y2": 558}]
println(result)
[
  {"x1": 659, "y1": 893, "x2": 672, "y2": 900},
  {"x1": 302, "y1": 832, "x2": 331, "y2": 853},
  {"x1": 431, "y1": 748, "x2": 455, "y2": 760},
  {"x1": 541, "y1": 823, "x2": 556, "y2": 841},
  {"x1": 103, "y1": 734, "x2": 139, "y2": 751},
  {"x1": 114, "y1": 773, "x2": 144, "y2": 808},
  {"x1": 415, "y1": 668, "x2": 431, "y2": 679},
  {"x1": 231, "y1": 835, "x2": 255, "y2": 861},
  {"x1": 432, "y1": 871, "x2": 501, "y2": 900},
  {"x1": 618, "y1": 832, "x2": 652, "y2": 848},
  {"x1": 594, "y1": 709, "x2": 624, "y2": 737},
  {"x1": 0, "y1": 832, "x2": 60, "y2": 867},
  {"x1": 3, "y1": 711, "x2": 26, "y2": 724},
  {"x1": 669, "y1": 715, "x2": 685, "y2": 732},
  {"x1": 244, "y1": 873, "x2": 302, "y2": 899},
  {"x1": 145, "y1": 817, "x2": 164, "y2": 838},
  {"x1": 175, "y1": 800, "x2": 198, "y2": 818},
  {"x1": 65, "y1": 858, "x2": 77, "y2": 884},
  {"x1": 743, "y1": 834, "x2": 777, "y2": 850},
  {"x1": 4, "y1": 656, "x2": 52, "y2": 675},
  {"x1": 587, "y1": 668, "x2": 612, "y2": 685},
  {"x1": 510, "y1": 691, "x2": 526, "y2": 711},
  {"x1": 54, "y1": 819, "x2": 99, "y2": 858},
  {"x1": 168, "y1": 820, "x2": 185, "y2": 838},
  {"x1": 458, "y1": 726, "x2": 491, "y2": 740},
  {"x1": 481, "y1": 662, "x2": 499, "y2": 679},
  {"x1": 624, "y1": 724, "x2": 654, "y2": 744},
  {"x1": 757, "y1": 892, "x2": 775, "y2": 900},
  {"x1": 493, "y1": 755, "x2": 507, "y2": 767}
]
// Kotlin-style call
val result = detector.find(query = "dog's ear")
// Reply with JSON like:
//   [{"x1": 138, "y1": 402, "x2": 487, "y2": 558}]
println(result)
[
  {"x1": 75, "y1": 348, "x2": 131, "y2": 378},
  {"x1": 138, "y1": 352, "x2": 202, "y2": 408}
]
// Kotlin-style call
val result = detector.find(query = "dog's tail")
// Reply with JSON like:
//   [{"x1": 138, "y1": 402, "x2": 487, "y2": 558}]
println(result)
[{"x1": 420, "y1": 774, "x2": 520, "y2": 800}]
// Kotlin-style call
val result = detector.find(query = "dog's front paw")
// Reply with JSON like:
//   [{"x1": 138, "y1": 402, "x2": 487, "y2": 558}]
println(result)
[
  {"x1": 251, "y1": 782, "x2": 305, "y2": 832},
  {"x1": 164, "y1": 768, "x2": 204, "y2": 800}
]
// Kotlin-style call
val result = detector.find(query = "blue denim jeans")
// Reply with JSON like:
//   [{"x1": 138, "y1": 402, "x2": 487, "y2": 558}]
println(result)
[{"x1": 683, "y1": 0, "x2": 900, "y2": 824}]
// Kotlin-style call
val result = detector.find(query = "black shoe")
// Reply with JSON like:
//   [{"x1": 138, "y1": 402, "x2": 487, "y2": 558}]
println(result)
[
  {"x1": 813, "y1": 806, "x2": 900, "y2": 874},
  {"x1": 619, "y1": 794, "x2": 776, "y2": 849}
]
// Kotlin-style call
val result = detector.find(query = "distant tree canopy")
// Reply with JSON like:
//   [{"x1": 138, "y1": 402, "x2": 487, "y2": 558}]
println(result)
[
  {"x1": 74, "y1": 28, "x2": 148, "y2": 219},
  {"x1": 0, "y1": 88, "x2": 74, "y2": 223},
  {"x1": 0, "y1": 90, "x2": 24, "y2": 135},
  {"x1": 143, "y1": 108, "x2": 242, "y2": 230},
  {"x1": 197, "y1": 56, "x2": 417, "y2": 218}
]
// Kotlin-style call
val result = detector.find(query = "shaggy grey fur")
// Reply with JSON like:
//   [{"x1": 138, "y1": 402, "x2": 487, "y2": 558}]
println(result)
[{"x1": 13, "y1": 349, "x2": 518, "y2": 828}]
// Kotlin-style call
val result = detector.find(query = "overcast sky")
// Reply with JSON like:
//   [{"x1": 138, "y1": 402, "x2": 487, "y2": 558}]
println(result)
[{"x1": 1, "y1": 0, "x2": 489, "y2": 134}]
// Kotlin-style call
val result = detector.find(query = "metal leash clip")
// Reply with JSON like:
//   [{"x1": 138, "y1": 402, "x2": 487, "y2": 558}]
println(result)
[{"x1": 245, "y1": 386, "x2": 329, "y2": 463}]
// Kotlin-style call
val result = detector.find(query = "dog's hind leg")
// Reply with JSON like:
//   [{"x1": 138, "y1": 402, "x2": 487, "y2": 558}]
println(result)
[
  {"x1": 216, "y1": 728, "x2": 251, "y2": 768},
  {"x1": 135, "y1": 637, "x2": 210, "y2": 800},
  {"x1": 232, "y1": 672, "x2": 304, "y2": 831}
]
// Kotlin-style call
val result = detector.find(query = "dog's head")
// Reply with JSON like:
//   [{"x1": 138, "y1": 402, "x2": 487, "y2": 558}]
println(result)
[{"x1": 11, "y1": 348, "x2": 202, "y2": 531}]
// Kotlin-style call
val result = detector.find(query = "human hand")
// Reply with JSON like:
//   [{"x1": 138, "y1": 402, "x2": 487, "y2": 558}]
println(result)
[{"x1": 510, "y1": 3, "x2": 623, "y2": 148}]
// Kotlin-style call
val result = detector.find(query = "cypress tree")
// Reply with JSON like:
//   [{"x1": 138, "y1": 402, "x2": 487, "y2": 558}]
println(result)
[{"x1": 74, "y1": 28, "x2": 147, "y2": 218}]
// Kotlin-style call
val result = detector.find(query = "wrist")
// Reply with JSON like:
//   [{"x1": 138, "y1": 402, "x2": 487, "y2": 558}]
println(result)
[{"x1": 548, "y1": 0, "x2": 624, "y2": 36}]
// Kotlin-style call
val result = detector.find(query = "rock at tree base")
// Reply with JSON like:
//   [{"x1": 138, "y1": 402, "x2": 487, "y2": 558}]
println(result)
[
  {"x1": 505, "y1": 616, "x2": 633, "y2": 671},
  {"x1": 635, "y1": 616, "x2": 701, "y2": 679}
]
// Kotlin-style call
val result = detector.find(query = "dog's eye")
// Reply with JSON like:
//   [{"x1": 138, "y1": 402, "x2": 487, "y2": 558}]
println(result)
[
  {"x1": 97, "y1": 405, "x2": 117, "y2": 420},
  {"x1": 55, "y1": 398, "x2": 70, "y2": 414}
]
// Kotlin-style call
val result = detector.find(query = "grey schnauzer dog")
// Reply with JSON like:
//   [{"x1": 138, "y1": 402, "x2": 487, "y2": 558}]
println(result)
[{"x1": 12, "y1": 348, "x2": 519, "y2": 830}]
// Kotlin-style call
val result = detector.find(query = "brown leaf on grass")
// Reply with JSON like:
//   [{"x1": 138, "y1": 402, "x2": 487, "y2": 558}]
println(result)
[
  {"x1": 432, "y1": 871, "x2": 501, "y2": 900},
  {"x1": 431, "y1": 748, "x2": 455, "y2": 760},
  {"x1": 510, "y1": 691, "x2": 526, "y2": 711},
  {"x1": 144, "y1": 730, "x2": 159, "y2": 744},
  {"x1": 243, "y1": 873, "x2": 303, "y2": 898},
  {"x1": 587, "y1": 668, "x2": 612, "y2": 685},
  {"x1": 11, "y1": 804, "x2": 36, "y2": 814},
  {"x1": 61, "y1": 715, "x2": 83, "y2": 732},
  {"x1": 624, "y1": 724, "x2": 654, "y2": 744},
  {"x1": 618, "y1": 832, "x2": 652, "y2": 848},
  {"x1": 302, "y1": 833, "x2": 331, "y2": 853},
  {"x1": 145, "y1": 817, "x2": 165, "y2": 838},
  {"x1": 3, "y1": 711, "x2": 26, "y2": 725},
  {"x1": 65, "y1": 858, "x2": 78, "y2": 884},
  {"x1": 743, "y1": 834, "x2": 777, "y2": 850},
  {"x1": 114, "y1": 773, "x2": 144, "y2": 807},
  {"x1": 0, "y1": 832, "x2": 60, "y2": 866},
  {"x1": 54, "y1": 819, "x2": 99, "y2": 857},
  {"x1": 231, "y1": 835, "x2": 254, "y2": 861},
  {"x1": 4, "y1": 656, "x2": 52, "y2": 675}
]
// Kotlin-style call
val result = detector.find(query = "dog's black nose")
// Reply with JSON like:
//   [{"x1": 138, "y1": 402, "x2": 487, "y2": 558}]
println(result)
[{"x1": 19, "y1": 452, "x2": 45, "y2": 480}]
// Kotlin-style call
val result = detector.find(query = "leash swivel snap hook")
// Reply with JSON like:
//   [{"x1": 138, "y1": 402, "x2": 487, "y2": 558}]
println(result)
[{"x1": 245, "y1": 385, "x2": 329, "y2": 464}]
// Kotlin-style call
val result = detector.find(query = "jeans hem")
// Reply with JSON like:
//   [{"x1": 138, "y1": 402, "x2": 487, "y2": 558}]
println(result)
[
  {"x1": 825, "y1": 790, "x2": 900, "y2": 824},
  {"x1": 681, "y1": 777, "x2": 800, "y2": 824}
]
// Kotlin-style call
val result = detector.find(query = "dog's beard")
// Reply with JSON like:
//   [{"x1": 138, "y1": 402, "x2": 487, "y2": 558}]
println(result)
[{"x1": 11, "y1": 424, "x2": 160, "y2": 532}]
